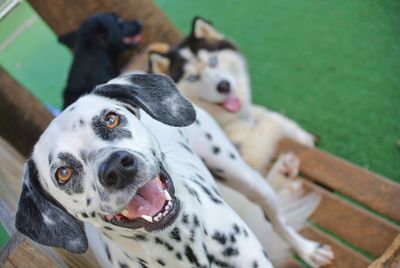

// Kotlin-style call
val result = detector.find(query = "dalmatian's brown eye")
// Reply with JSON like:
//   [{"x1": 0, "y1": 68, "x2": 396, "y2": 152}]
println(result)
[
  {"x1": 56, "y1": 166, "x2": 73, "y2": 183},
  {"x1": 105, "y1": 112, "x2": 120, "y2": 129}
]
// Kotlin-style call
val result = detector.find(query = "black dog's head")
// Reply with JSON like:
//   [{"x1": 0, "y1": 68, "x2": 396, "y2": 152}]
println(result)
[{"x1": 59, "y1": 12, "x2": 143, "y2": 52}]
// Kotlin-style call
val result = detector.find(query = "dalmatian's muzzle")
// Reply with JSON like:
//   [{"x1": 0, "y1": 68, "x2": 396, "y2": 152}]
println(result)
[{"x1": 99, "y1": 150, "x2": 179, "y2": 232}]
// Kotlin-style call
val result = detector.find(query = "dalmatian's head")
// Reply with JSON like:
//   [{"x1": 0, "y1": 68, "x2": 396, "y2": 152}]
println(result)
[{"x1": 15, "y1": 74, "x2": 196, "y2": 253}]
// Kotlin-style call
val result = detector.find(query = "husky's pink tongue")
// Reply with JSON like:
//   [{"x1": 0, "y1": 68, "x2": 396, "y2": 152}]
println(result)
[
  {"x1": 222, "y1": 95, "x2": 241, "y2": 113},
  {"x1": 124, "y1": 178, "x2": 165, "y2": 219}
]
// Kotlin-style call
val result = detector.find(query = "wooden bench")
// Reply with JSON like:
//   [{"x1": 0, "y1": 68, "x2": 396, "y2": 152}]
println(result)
[
  {"x1": 1, "y1": 0, "x2": 399, "y2": 266},
  {"x1": 276, "y1": 139, "x2": 400, "y2": 267}
]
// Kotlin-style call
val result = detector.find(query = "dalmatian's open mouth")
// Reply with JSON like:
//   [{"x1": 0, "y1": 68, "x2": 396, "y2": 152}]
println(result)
[{"x1": 104, "y1": 166, "x2": 180, "y2": 231}]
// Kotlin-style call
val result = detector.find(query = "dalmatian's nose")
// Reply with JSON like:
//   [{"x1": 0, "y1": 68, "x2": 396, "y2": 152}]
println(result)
[
  {"x1": 217, "y1": 80, "x2": 231, "y2": 94},
  {"x1": 98, "y1": 151, "x2": 137, "y2": 189}
]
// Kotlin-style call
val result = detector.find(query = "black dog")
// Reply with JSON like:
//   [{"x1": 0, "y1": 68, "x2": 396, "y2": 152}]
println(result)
[{"x1": 59, "y1": 12, "x2": 143, "y2": 109}]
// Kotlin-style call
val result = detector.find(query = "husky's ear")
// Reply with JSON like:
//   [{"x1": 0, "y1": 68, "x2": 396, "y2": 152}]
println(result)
[
  {"x1": 148, "y1": 52, "x2": 170, "y2": 75},
  {"x1": 15, "y1": 159, "x2": 88, "y2": 254},
  {"x1": 93, "y1": 74, "x2": 196, "y2": 127},
  {"x1": 58, "y1": 30, "x2": 78, "y2": 50},
  {"x1": 191, "y1": 17, "x2": 223, "y2": 40}
]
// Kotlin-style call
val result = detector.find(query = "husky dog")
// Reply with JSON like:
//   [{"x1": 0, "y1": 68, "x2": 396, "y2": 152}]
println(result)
[{"x1": 148, "y1": 17, "x2": 316, "y2": 178}]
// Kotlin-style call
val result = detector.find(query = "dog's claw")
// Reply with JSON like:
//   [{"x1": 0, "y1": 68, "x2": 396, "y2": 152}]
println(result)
[
  {"x1": 278, "y1": 152, "x2": 300, "y2": 179},
  {"x1": 297, "y1": 240, "x2": 334, "y2": 268}
]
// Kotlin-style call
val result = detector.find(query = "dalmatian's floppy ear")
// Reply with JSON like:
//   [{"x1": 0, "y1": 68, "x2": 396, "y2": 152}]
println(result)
[
  {"x1": 15, "y1": 160, "x2": 88, "y2": 253},
  {"x1": 93, "y1": 74, "x2": 196, "y2": 127},
  {"x1": 191, "y1": 16, "x2": 224, "y2": 40}
]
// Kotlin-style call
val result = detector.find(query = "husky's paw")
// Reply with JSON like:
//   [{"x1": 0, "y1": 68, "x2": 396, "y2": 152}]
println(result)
[
  {"x1": 295, "y1": 131, "x2": 316, "y2": 147},
  {"x1": 298, "y1": 240, "x2": 334, "y2": 268},
  {"x1": 277, "y1": 152, "x2": 300, "y2": 179}
]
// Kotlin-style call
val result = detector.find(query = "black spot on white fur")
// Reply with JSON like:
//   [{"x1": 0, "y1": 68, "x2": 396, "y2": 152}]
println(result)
[{"x1": 212, "y1": 146, "x2": 220, "y2": 154}]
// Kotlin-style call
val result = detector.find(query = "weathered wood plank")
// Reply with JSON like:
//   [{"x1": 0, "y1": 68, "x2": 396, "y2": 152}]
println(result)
[
  {"x1": 300, "y1": 226, "x2": 371, "y2": 268},
  {"x1": 0, "y1": 68, "x2": 53, "y2": 158},
  {"x1": 7, "y1": 240, "x2": 59, "y2": 268},
  {"x1": 55, "y1": 250, "x2": 99, "y2": 268},
  {"x1": 3, "y1": 260, "x2": 17, "y2": 268},
  {"x1": 28, "y1": 0, "x2": 181, "y2": 46},
  {"x1": 368, "y1": 234, "x2": 400, "y2": 268},
  {"x1": 278, "y1": 138, "x2": 400, "y2": 223},
  {"x1": 303, "y1": 179, "x2": 399, "y2": 258},
  {"x1": 0, "y1": 136, "x2": 24, "y2": 213},
  {"x1": 277, "y1": 258, "x2": 303, "y2": 268}
]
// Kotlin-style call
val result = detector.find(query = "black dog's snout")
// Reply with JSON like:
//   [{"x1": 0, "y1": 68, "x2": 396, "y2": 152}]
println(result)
[
  {"x1": 217, "y1": 80, "x2": 231, "y2": 94},
  {"x1": 98, "y1": 151, "x2": 137, "y2": 189},
  {"x1": 134, "y1": 20, "x2": 143, "y2": 30}
]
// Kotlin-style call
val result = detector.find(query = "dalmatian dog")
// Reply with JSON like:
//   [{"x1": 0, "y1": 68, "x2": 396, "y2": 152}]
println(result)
[{"x1": 15, "y1": 74, "x2": 333, "y2": 267}]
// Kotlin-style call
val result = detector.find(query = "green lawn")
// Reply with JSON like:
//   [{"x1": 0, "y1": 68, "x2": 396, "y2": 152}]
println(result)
[{"x1": 155, "y1": 0, "x2": 400, "y2": 182}]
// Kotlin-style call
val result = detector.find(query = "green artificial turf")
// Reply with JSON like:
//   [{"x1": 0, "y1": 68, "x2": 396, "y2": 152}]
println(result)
[
  {"x1": 0, "y1": 222, "x2": 9, "y2": 248},
  {"x1": 155, "y1": 0, "x2": 400, "y2": 182},
  {"x1": 0, "y1": 1, "x2": 71, "y2": 109}
]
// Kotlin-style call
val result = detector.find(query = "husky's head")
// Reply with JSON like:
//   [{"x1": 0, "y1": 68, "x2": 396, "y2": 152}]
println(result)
[{"x1": 149, "y1": 17, "x2": 251, "y2": 117}]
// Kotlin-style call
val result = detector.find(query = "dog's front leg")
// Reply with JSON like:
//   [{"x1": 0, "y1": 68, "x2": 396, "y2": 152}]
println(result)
[{"x1": 187, "y1": 107, "x2": 334, "y2": 268}]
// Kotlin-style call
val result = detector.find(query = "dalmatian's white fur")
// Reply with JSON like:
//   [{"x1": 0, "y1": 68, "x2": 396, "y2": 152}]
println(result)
[{"x1": 15, "y1": 74, "x2": 332, "y2": 267}]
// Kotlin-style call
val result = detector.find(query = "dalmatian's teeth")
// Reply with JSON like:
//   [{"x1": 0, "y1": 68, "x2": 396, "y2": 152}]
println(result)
[
  {"x1": 140, "y1": 215, "x2": 153, "y2": 223},
  {"x1": 121, "y1": 209, "x2": 129, "y2": 217},
  {"x1": 162, "y1": 210, "x2": 169, "y2": 216},
  {"x1": 154, "y1": 215, "x2": 161, "y2": 222},
  {"x1": 164, "y1": 190, "x2": 172, "y2": 201},
  {"x1": 165, "y1": 203, "x2": 172, "y2": 210}
]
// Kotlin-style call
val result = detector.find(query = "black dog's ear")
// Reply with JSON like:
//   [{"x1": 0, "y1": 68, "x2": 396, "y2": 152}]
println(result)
[
  {"x1": 190, "y1": 16, "x2": 223, "y2": 40},
  {"x1": 58, "y1": 30, "x2": 78, "y2": 50},
  {"x1": 15, "y1": 159, "x2": 88, "y2": 254},
  {"x1": 93, "y1": 74, "x2": 196, "y2": 127}
]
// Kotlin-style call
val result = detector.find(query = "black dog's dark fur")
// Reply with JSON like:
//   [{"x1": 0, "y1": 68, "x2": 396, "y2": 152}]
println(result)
[{"x1": 59, "y1": 12, "x2": 142, "y2": 109}]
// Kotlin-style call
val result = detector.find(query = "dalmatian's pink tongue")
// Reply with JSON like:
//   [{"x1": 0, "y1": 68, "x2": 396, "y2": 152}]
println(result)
[
  {"x1": 222, "y1": 95, "x2": 241, "y2": 113},
  {"x1": 123, "y1": 177, "x2": 166, "y2": 220}
]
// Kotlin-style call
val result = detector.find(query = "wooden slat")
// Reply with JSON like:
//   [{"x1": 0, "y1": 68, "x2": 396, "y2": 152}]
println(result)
[
  {"x1": 0, "y1": 68, "x2": 53, "y2": 158},
  {"x1": 7, "y1": 240, "x2": 59, "y2": 268},
  {"x1": 55, "y1": 250, "x2": 99, "y2": 268},
  {"x1": 303, "y1": 179, "x2": 400, "y2": 257},
  {"x1": 3, "y1": 260, "x2": 17, "y2": 268},
  {"x1": 0, "y1": 136, "x2": 24, "y2": 213},
  {"x1": 277, "y1": 258, "x2": 303, "y2": 268},
  {"x1": 300, "y1": 226, "x2": 371, "y2": 268},
  {"x1": 369, "y1": 234, "x2": 400, "y2": 268},
  {"x1": 278, "y1": 139, "x2": 400, "y2": 222},
  {"x1": 28, "y1": 0, "x2": 181, "y2": 47}
]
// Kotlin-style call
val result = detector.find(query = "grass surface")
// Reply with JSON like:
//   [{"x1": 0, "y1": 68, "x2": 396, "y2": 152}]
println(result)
[
  {"x1": 0, "y1": 222, "x2": 9, "y2": 248},
  {"x1": 155, "y1": 0, "x2": 400, "y2": 182},
  {"x1": 0, "y1": 1, "x2": 71, "y2": 109}
]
